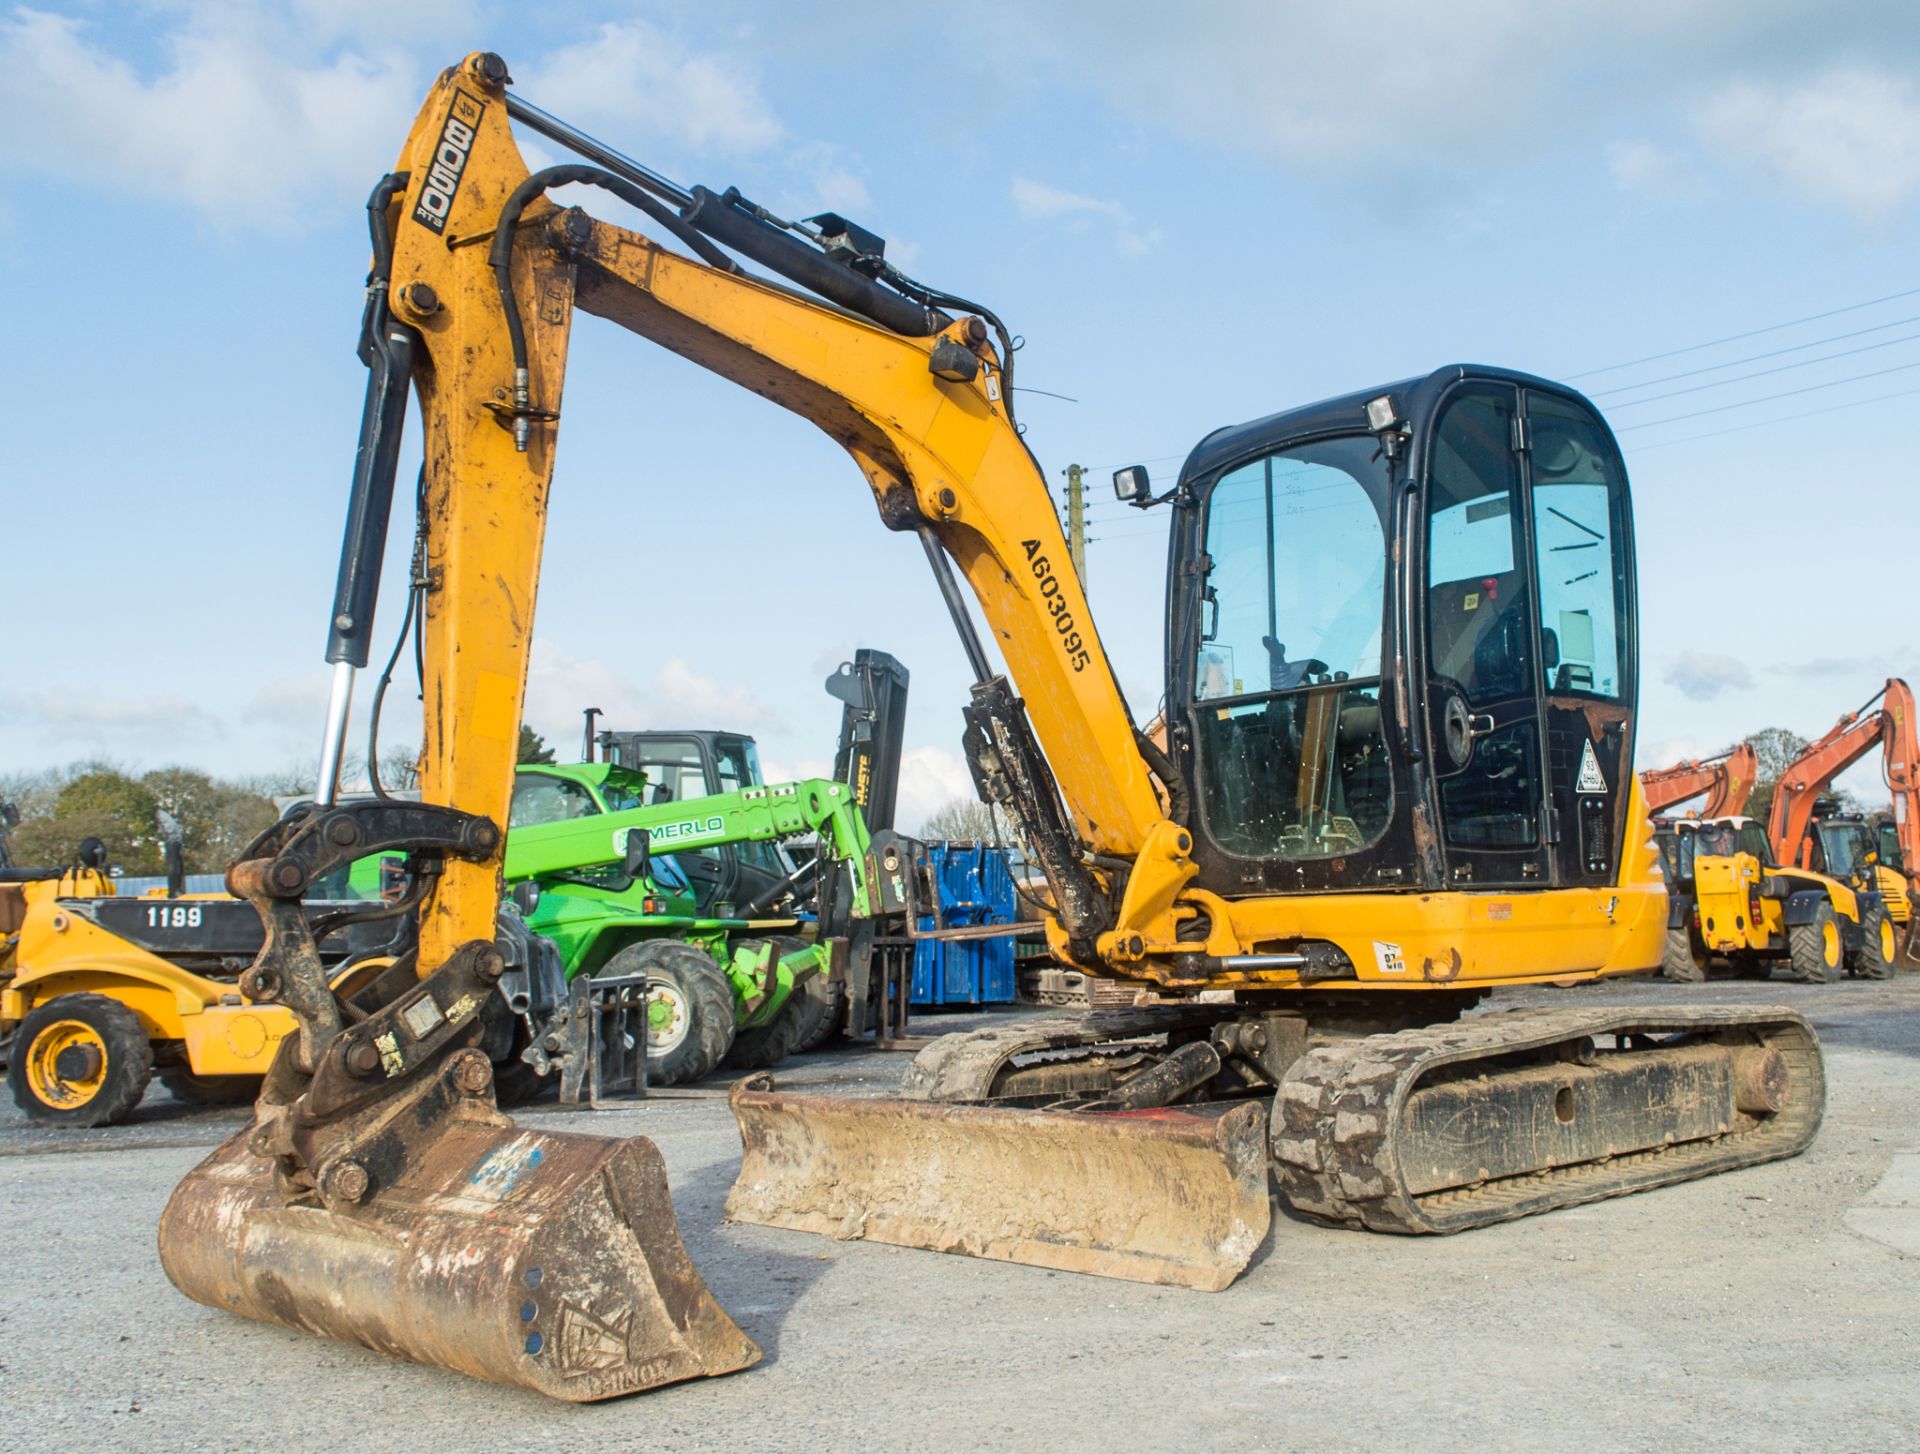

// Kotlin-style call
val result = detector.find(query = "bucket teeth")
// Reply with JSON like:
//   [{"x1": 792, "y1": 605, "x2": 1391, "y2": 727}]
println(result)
[
  {"x1": 159, "y1": 1121, "x2": 759, "y2": 1402},
  {"x1": 726, "y1": 1080, "x2": 1272, "y2": 1292}
]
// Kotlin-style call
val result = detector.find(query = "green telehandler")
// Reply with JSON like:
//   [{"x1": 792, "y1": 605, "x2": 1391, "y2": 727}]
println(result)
[{"x1": 355, "y1": 762, "x2": 916, "y2": 1086}]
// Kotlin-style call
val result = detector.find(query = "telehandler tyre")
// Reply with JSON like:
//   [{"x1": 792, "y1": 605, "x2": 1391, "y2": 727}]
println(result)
[
  {"x1": 608, "y1": 939, "x2": 735, "y2": 1085},
  {"x1": 1788, "y1": 903, "x2": 1843, "y2": 983},
  {"x1": 157, "y1": 1068, "x2": 262, "y2": 1106},
  {"x1": 1660, "y1": 927, "x2": 1708, "y2": 982},
  {"x1": 725, "y1": 936, "x2": 813, "y2": 1070},
  {"x1": 1854, "y1": 903, "x2": 1896, "y2": 979},
  {"x1": 8, "y1": 993, "x2": 153, "y2": 1127},
  {"x1": 789, "y1": 973, "x2": 846, "y2": 1053}
]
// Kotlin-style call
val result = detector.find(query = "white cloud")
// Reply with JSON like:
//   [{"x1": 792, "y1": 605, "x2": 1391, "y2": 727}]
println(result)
[
  {"x1": 27, "y1": 690, "x2": 221, "y2": 736},
  {"x1": 1010, "y1": 176, "x2": 1159, "y2": 257},
  {"x1": 521, "y1": 648, "x2": 788, "y2": 750},
  {"x1": 1664, "y1": 650, "x2": 1754, "y2": 702},
  {"x1": 1638, "y1": 735, "x2": 1703, "y2": 773},
  {"x1": 894, "y1": 744, "x2": 976, "y2": 835},
  {"x1": 0, "y1": 7, "x2": 794, "y2": 234},
  {"x1": 518, "y1": 19, "x2": 782, "y2": 156},
  {"x1": 1697, "y1": 68, "x2": 1920, "y2": 223},
  {"x1": 1607, "y1": 140, "x2": 1703, "y2": 201},
  {"x1": 0, "y1": 6, "x2": 420, "y2": 231}
]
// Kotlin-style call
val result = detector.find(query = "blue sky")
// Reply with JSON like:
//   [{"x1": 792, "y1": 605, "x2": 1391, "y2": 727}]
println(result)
[{"x1": 3, "y1": 1, "x2": 1917, "y2": 822}]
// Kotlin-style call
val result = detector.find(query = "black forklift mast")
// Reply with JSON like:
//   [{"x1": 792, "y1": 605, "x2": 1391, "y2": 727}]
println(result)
[{"x1": 827, "y1": 649, "x2": 910, "y2": 832}]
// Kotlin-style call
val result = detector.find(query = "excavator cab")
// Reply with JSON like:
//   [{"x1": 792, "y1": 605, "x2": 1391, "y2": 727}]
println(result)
[{"x1": 1168, "y1": 371, "x2": 1634, "y2": 899}]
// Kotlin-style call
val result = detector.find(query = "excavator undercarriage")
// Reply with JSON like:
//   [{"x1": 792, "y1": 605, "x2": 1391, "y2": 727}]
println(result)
[{"x1": 731, "y1": 999, "x2": 1821, "y2": 1287}]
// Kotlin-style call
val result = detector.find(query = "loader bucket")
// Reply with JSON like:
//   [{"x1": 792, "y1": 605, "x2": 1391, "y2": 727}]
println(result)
[
  {"x1": 726, "y1": 1081, "x2": 1272, "y2": 1292},
  {"x1": 159, "y1": 1119, "x2": 760, "y2": 1402}
]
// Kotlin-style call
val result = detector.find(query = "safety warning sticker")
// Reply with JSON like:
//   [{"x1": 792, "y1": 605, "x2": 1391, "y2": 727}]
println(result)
[{"x1": 1576, "y1": 739, "x2": 1608, "y2": 793}]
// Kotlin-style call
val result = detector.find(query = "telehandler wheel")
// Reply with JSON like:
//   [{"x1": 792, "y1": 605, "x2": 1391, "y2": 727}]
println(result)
[
  {"x1": 8, "y1": 994, "x2": 153, "y2": 1127},
  {"x1": 1787, "y1": 903, "x2": 1843, "y2": 983},
  {"x1": 726, "y1": 935, "x2": 815, "y2": 1070},
  {"x1": 607, "y1": 939, "x2": 736, "y2": 1086},
  {"x1": 789, "y1": 975, "x2": 846, "y2": 1053},
  {"x1": 157, "y1": 1068, "x2": 262, "y2": 1106},
  {"x1": 1660, "y1": 927, "x2": 1709, "y2": 982},
  {"x1": 1855, "y1": 904, "x2": 1896, "y2": 980},
  {"x1": 726, "y1": 998, "x2": 803, "y2": 1070}
]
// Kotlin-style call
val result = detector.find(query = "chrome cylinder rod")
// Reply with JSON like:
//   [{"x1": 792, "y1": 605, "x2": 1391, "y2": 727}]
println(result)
[
  {"x1": 504, "y1": 92, "x2": 693, "y2": 210},
  {"x1": 314, "y1": 660, "x2": 356, "y2": 808}
]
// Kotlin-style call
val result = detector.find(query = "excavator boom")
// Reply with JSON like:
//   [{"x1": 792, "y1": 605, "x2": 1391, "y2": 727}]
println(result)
[
  {"x1": 1641, "y1": 743, "x2": 1758, "y2": 818},
  {"x1": 1770, "y1": 679, "x2": 1920, "y2": 876}
]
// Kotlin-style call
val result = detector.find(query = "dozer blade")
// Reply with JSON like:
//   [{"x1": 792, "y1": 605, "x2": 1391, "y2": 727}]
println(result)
[
  {"x1": 726, "y1": 1079, "x2": 1271, "y2": 1292},
  {"x1": 159, "y1": 1120, "x2": 760, "y2": 1402}
]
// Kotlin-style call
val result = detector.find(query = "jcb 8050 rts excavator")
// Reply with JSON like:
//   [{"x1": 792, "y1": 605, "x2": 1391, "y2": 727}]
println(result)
[{"x1": 158, "y1": 55, "x2": 1825, "y2": 1401}]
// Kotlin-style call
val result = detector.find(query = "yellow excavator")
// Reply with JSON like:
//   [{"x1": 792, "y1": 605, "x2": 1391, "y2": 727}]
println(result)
[{"x1": 159, "y1": 54, "x2": 1825, "y2": 1400}]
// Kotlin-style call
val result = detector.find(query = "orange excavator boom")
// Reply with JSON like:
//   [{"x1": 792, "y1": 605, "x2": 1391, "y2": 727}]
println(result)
[
  {"x1": 1640, "y1": 744, "x2": 1758, "y2": 818},
  {"x1": 1768, "y1": 679, "x2": 1920, "y2": 875}
]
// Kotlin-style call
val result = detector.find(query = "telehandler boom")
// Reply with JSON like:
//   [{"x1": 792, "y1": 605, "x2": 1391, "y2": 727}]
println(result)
[{"x1": 161, "y1": 54, "x2": 1824, "y2": 1398}]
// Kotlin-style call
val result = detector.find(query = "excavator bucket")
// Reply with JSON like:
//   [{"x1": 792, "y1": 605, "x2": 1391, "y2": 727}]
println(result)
[
  {"x1": 159, "y1": 1118, "x2": 760, "y2": 1402},
  {"x1": 726, "y1": 1079, "x2": 1272, "y2": 1291}
]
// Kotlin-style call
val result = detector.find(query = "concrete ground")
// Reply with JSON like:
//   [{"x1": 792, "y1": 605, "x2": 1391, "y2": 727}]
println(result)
[{"x1": 3, "y1": 977, "x2": 1916, "y2": 1454}]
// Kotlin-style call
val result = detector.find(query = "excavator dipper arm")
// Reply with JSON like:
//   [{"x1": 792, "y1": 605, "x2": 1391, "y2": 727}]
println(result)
[{"x1": 157, "y1": 56, "x2": 760, "y2": 1401}]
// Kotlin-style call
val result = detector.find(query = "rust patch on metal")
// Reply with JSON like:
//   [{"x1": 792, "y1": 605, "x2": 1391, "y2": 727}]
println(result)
[{"x1": 1421, "y1": 946, "x2": 1464, "y2": 982}]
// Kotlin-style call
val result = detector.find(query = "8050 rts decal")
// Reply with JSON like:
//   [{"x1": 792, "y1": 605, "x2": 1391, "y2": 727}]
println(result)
[{"x1": 412, "y1": 90, "x2": 487, "y2": 233}]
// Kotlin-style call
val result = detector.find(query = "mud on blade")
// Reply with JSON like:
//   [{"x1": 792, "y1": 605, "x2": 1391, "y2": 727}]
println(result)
[
  {"x1": 159, "y1": 1120, "x2": 759, "y2": 1402},
  {"x1": 726, "y1": 1079, "x2": 1272, "y2": 1291}
]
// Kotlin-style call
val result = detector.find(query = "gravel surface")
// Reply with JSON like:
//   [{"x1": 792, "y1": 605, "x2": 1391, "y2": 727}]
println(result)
[{"x1": 2, "y1": 981, "x2": 1915, "y2": 1453}]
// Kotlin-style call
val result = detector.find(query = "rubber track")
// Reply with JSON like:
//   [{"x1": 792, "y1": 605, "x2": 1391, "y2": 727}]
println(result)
[
  {"x1": 1270, "y1": 1004, "x2": 1825, "y2": 1235},
  {"x1": 900, "y1": 1008, "x2": 1230, "y2": 1101}
]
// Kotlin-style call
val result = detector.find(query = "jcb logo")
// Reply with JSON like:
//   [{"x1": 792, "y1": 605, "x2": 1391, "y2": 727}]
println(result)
[{"x1": 413, "y1": 92, "x2": 485, "y2": 233}]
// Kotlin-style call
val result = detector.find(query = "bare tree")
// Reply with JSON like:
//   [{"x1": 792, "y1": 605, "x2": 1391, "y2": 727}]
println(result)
[{"x1": 920, "y1": 796, "x2": 1015, "y2": 844}]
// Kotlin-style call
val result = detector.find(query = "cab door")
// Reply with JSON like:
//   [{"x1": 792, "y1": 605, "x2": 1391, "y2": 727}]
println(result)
[
  {"x1": 1523, "y1": 390, "x2": 1635, "y2": 889},
  {"x1": 1422, "y1": 382, "x2": 1550, "y2": 887}
]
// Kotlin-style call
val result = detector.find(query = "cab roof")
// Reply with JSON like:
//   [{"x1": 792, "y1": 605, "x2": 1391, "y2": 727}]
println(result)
[{"x1": 1178, "y1": 363, "x2": 1589, "y2": 486}]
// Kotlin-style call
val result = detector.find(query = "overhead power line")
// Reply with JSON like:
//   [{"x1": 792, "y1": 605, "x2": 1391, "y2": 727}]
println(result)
[
  {"x1": 1604, "y1": 329, "x2": 1920, "y2": 410},
  {"x1": 1591, "y1": 312, "x2": 1920, "y2": 397},
  {"x1": 1567, "y1": 285, "x2": 1920, "y2": 381},
  {"x1": 1629, "y1": 384, "x2": 1920, "y2": 452},
  {"x1": 1615, "y1": 358, "x2": 1920, "y2": 431}
]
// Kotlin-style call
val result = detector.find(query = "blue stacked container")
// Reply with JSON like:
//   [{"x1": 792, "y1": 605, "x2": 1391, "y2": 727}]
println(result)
[{"x1": 910, "y1": 842, "x2": 1019, "y2": 1005}]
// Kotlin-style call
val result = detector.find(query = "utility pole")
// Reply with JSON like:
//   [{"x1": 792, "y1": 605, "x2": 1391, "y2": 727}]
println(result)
[{"x1": 1061, "y1": 463, "x2": 1088, "y2": 587}]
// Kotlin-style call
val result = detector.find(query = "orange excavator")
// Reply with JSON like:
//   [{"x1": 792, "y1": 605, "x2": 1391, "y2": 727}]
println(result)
[
  {"x1": 1640, "y1": 745, "x2": 1758, "y2": 819},
  {"x1": 1769, "y1": 679, "x2": 1919, "y2": 954}
]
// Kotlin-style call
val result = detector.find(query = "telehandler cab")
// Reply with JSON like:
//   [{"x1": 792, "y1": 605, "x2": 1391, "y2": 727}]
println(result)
[{"x1": 160, "y1": 54, "x2": 1824, "y2": 1401}]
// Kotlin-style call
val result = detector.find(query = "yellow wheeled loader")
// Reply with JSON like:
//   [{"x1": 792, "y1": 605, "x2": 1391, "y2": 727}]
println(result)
[
  {"x1": 160, "y1": 54, "x2": 1823, "y2": 1401},
  {"x1": 1660, "y1": 816, "x2": 1892, "y2": 983}
]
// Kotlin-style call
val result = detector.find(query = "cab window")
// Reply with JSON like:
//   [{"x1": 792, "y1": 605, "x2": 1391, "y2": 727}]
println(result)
[
  {"x1": 1529, "y1": 395, "x2": 1629, "y2": 699},
  {"x1": 509, "y1": 775, "x2": 600, "y2": 828}
]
